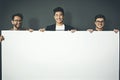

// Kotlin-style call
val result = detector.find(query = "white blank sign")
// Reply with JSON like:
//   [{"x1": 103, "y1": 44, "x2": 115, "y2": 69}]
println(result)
[{"x1": 2, "y1": 31, "x2": 119, "y2": 80}]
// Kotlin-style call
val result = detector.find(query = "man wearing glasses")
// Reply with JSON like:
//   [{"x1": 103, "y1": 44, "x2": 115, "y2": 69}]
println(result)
[
  {"x1": 11, "y1": 13, "x2": 33, "y2": 31},
  {"x1": 87, "y1": 14, "x2": 119, "y2": 33},
  {"x1": 0, "y1": 13, "x2": 33, "y2": 42},
  {"x1": 94, "y1": 14, "x2": 105, "y2": 31},
  {"x1": 11, "y1": 13, "x2": 24, "y2": 30}
]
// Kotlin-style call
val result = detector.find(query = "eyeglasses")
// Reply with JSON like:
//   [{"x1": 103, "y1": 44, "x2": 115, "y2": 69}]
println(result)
[
  {"x1": 13, "y1": 20, "x2": 22, "y2": 22},
  {"x1": 96, "y1": 21, "x2": 104, "y2": 23}
]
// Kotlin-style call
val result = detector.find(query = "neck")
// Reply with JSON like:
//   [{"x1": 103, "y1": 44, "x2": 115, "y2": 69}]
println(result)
[
  {"x1": 13, "y1": 26, "x2": 19, "y2": 30},
  {"x1": 56, "y1": 22, "x2": 63, "y2": 26},
  {"x1": 96, "y1": 27, "x2": 103, "y2": 31}
]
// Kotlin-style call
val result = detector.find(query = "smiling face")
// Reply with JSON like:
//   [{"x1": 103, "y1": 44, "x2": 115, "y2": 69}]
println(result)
[
  {"x1": 11, "y1": 16, "x2": 22, "y2": 29},
  {"x1": 95, "y1": 18, "x2": 105, "y2": 30},
  {"x1": 54, "y1": 11, "x2": 64, "y2": 24}
]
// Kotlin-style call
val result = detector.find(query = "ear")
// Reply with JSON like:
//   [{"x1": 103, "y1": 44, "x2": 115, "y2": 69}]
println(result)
[{"x1": 11, "y1": 20, "x2": 13, "y2": 24}]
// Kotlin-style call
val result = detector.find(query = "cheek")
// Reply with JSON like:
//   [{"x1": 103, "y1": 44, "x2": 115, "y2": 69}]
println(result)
[
  {"x1": 60, "y1": 16, "x2": 64, "y2": 19},
  {"x1": 102, "y1": 23, "x2": 104, "y2": 25},
  {"x1": 54, "y1": 16, "x2": 58, "y2": 20}
]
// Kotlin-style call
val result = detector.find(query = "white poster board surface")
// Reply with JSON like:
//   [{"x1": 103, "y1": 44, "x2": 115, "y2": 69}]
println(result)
[{"x1": 2, "y1": 31, "x2": 119, "y2": 80}]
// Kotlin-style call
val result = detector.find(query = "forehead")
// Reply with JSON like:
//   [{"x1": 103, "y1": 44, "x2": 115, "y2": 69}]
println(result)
[
  {"x1": 55, "y1": 11, "x2": 63, "y2": 15},
  {"x1": 96, "y1": 18, "x2": 104, "y2": 21},
  {"x1": 13, "y1": 16, "x2": 22, "y2": 20}
]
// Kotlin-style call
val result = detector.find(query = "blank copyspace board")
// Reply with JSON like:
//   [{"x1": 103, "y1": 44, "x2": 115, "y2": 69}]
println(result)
[{"x1": 2, "y1": 31, "x2": 119, "y2": 80}]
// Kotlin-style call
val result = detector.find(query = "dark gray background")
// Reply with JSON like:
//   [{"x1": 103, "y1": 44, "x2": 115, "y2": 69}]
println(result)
[{"x1": 0, "y1": 0, "x2": 120, "y2": 30}]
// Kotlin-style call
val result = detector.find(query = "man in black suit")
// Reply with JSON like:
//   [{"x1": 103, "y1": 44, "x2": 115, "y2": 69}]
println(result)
[{"x1": 46, "y1": 7, "x2": 76, "y2": 32}]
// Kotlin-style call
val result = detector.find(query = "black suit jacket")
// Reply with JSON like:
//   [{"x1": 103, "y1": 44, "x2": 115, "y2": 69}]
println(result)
[{"x1": 46, "y1": 24, "x2": 75, "y2": 31}]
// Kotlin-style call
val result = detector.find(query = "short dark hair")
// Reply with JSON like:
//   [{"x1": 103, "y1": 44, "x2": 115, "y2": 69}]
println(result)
[
  {"x1": 12, "y1": 13, "x2": 23, "y2": 20},
  {"x1": 53, "y1": 7, "x2": 64, "y2": 15},
  {"x1": 95, "y1": 14, "x2": 106, "y2": 21}
]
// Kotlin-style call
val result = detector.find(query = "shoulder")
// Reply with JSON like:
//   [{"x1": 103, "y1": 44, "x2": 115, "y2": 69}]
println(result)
[
  {"x1": 46, "y1": 24, "x2": 55, "y2": 27},
  {"x1": 64, "y1": 24, "x2": 76, "y2": 30},
  {"x1": 46, "y1": 24, "x2": 56, "y2": 31}
]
